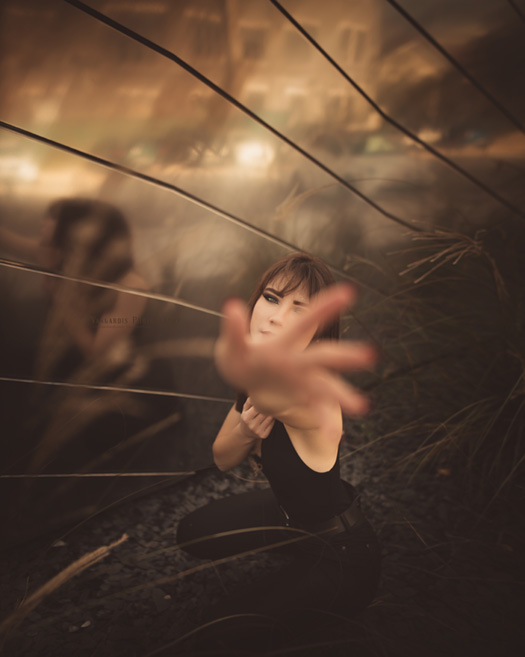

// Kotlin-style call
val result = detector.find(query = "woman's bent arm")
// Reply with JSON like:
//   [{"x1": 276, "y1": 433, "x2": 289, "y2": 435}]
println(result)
[{"x1": 212, "y1": 404, "x2": 258, "y2": 471}]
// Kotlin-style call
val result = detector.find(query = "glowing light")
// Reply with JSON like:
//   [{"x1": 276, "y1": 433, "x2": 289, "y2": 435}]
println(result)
[
  {"x1": 18, "y1": 160, "x2": 39, "y2": 182},
  {"x1": 417, "y1": 128, "x2": 442, "y2": 144},
  {"x1": 235, "y1": 141, "x2": 274, "y2": 168},
  {"x1": 0, "y1": 156, "x2": 39, "y2": 183}
]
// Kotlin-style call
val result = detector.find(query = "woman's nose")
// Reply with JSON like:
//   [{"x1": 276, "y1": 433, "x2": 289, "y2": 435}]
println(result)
[{"x1": 269, "y1": 306, "x2": 287, "y2": 325}]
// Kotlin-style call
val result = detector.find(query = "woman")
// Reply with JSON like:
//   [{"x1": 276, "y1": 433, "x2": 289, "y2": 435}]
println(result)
[
  {"x1": 177, "y1": 253, "x2": 380, "y2": 642},
  {"x1": 1, "y1": 198, "x2": 149, "y2": 471},
  {"x1": 0, "y1": 197, "x2": 147, "y2": 369},
  {"x1": 37, "y1": 197, "x2": 147, "y2": 368}
]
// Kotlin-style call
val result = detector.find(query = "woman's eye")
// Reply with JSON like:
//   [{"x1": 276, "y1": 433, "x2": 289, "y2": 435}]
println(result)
[{"x1": 264, "y1": 293, "x2": 278, "y2": 304}]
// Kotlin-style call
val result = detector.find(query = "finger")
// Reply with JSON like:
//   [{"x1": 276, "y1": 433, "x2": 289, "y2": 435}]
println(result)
[
  {"x1": 260, "y1": 417, "x2": 275, "y2": 438},
  {"x1": 305, "y1": 371, "x2": 370, "y2": 416},
  {"x1": 220, "y1": 298, "x2": 250, "y2": 351},
  {"x1": 243, "y1": 406, "x2": 259, "y2": 423},
  {"x1": 256, "y1": 415, "x2": 274, "y2": 431},
  {"x1": 215, "y1": 300, "x2": 251, "y2": 385},
  {"x1": 253, "y1": 412, "x2": 271, "y2": 429},
  {"x1": 281, "y1": 284, "x2": 356, "y2": 349},
  {"x1": 301, "y1": 341, "x2": 377, "y2": 371},
  {"x1": 260, "y1": 421, "x2": 275, "y2": 439}
]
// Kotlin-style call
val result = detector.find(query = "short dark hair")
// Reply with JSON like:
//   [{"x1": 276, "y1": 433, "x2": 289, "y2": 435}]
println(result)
[
  {"x1": 47, "y1": 198, "x2": 133, "y2": 282},
  {"x1": 247, "y1": 252, "x2": 340, "y2": 341}
]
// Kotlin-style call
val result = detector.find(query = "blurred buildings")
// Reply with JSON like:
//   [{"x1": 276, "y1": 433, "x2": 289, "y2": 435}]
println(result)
[{"x1": 1, "y1": 0, "x2": 381, "y2": 129}]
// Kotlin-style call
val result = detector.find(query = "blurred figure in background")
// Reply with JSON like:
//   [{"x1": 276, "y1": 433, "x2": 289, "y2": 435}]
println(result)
[
  {"x1": 35, "y1": 198, "x2": 147, "y2": 379},
  {"x1": 1, "y1": 198, "x2": 150, "y2": 472}
]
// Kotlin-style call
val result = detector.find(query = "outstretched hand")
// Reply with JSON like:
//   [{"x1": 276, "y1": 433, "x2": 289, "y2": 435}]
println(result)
[{"x1": 214, "y1": 283, "x2": 376, "y2": 418}]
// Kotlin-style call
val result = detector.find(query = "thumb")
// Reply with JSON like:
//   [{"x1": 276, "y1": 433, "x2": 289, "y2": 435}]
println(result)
[
  {"x1": 215, "y1": 298, "x2": 250, "y2": 382},
  {"x1": 220, "y1": 298, "x2": 250, "y2": 348}
]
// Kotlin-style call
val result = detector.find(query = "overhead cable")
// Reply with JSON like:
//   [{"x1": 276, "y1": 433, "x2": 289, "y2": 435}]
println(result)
[
  {"x1": 0, "y1": 120, "x2": 301, "y2": 255},
  {"x1": 64, "y1": 0, "x2": 419, "y2": 231},
  {"x1": 269, "y1": 0, "x2": 525, "y2": 220},
  {"x1": 507, "y1": 0, "x2": 525, "y2": 22},
  {"x1": 0, "y1": 256, "x2": 222, "y2": 317},
  {"x1": 382, "y1": 0, "x2": 525, "y2": 133},
  {"x1": 0, "y1": 121, "x2": 377, "y2": 292},
  {"x1": 0, "y1": 375, "x2": 233, "y2": 404}
]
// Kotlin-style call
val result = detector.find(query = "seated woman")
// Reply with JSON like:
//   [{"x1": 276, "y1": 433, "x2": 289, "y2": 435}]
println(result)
[
  {"x1": 1, "y1": 198, "x2": 149, "y2": 471},
  {"x1": 177, "y1": 252, "x2": 381, "y2": 644},
  {"x1": 0, "y1": 197, "x2": 147, "y2": 368}
]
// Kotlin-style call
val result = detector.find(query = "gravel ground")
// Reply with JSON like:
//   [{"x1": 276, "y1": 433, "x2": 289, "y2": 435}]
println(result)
[{"x1": 0, "y1": 430, "x2": 523, "y2": 657}]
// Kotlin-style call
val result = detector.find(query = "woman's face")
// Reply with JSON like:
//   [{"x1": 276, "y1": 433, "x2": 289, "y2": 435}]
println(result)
[{"x1": 249, "y1": 277, "x2": 318, "y2": 350}]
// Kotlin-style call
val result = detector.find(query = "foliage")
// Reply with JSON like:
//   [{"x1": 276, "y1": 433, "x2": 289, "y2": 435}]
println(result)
[{"x1": 345, "y1": 215, "x2": 525, "y2": 508}]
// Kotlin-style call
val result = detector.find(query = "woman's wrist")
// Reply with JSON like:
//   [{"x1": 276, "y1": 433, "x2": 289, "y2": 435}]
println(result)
[{"x1": 237, "y1": 420, "x2": 258, "y2": 443}]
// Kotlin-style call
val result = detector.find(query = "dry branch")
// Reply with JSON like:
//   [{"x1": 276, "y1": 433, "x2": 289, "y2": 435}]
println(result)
[{"x1": 0, "y1": 533, "x2": 128, "y2": 642}]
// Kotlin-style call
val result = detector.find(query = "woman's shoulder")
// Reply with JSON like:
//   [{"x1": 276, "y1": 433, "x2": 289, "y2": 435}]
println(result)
[
  {"x1": 278, "y1": 398, "x2": 342, "y2": 437},
  {"x1": 281, "y1": 401, "x2": 343, "y2": 472}
]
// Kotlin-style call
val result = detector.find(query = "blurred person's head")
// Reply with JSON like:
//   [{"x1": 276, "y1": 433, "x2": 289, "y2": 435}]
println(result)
[{"x1": 42, "y1": 198, "x2": 133, "y2": 281}]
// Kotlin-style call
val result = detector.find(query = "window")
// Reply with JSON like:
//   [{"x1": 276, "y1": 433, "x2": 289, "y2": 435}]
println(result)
[
  {"x1": 354, "y1": 29, "x2": 366, "y2": 63},
  {"x1": 339, "y1": 27, "x2": 353, "y2": 60},
  {"x1": 284, "y1": 24, "x2": 317, "y2": 63},
  {"x1": 187, "y1": 13, "x2": 225, "y2": 58},
  {"x1": 242, "y1": 26, "x2": 267, "y2": 60},
  {"x1": 338, "y1": 25, "x2": 367, "y2": 64}
]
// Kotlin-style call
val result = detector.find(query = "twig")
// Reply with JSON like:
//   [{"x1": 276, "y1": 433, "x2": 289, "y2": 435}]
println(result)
[{"x1": 0, "y1": 533, "x2": 128, "y2": 640}]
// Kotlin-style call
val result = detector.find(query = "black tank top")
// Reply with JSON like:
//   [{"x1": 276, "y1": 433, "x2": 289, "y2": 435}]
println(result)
[
  {"x1": 259, "y1": 420, "x2": 353, "y2": 525},
  {"x1": 236, "y1": 395, "x2": 353, "y2": 524}
]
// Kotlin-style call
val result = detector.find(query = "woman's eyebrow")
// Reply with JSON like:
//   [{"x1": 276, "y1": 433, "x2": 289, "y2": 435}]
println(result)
[{"x1": 265, "y1": 287, "x2": 308, "y2": 307}]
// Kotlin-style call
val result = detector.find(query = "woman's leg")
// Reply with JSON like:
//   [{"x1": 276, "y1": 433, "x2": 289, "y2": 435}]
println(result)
[
  {"x1": 177, "y1": 496, "x2": 381, "y2": 651},
  {"x1": 177, "y1": 489, "x2": 380, "y2": 615},
  {"x1": 195, "y1": 522, "x2": 381, "y2": 651},
  {"x1": 204, "y1": 519, "x2": 381, "y2": 620},
  {"x1": 176, "y1": 487, "x2": 289, "y2": 559}
]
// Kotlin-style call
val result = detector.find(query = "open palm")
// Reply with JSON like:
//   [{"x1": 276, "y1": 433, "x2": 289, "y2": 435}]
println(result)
[{"x1": 215, "y1": 284, "x2": 375, "y2": 417}]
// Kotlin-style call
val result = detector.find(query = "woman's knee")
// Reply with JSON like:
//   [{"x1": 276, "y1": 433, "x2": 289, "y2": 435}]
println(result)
[{"x1": 176, "y1": 490, "x2": 281, "y2": 560}]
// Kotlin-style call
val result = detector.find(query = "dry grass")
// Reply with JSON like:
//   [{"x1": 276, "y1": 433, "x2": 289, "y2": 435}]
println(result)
[
  {"x1": 345, "y1": 217, "x2": 525, "y2": 508},
  {"x1": 0, "y1": 533, "x2": 128, "y2": 643}
]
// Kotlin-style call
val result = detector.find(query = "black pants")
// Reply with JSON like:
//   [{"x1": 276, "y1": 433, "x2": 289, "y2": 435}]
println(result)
[{"x1": 176, "y1": 487, "x2": 381, "y2": 640}]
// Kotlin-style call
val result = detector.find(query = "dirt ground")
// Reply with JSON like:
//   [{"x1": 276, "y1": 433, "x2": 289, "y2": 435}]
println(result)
[{"x1": 0, "y1": 430, "x2": 523, "y2": 657}]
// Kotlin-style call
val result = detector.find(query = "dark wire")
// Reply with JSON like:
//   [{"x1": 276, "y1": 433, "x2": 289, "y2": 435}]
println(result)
[
  {"x1": 0, "y1": 119, "x2": 299, "y2": 254},
  {"x1": 507, "y1": 0, "x2": 525, "y2": 22},
  {"x1": 64, "y1": 0, "x2": 418, "y2": 232},
  {"x1": 0, "y1": 256, "x2": 222, "y2": 317},
  {"x1": 382, "y1": 0, "x2": 525, "y2": 132},
  {"x1": 0, "y1": 121, "x2": 358, "y2": 286},
  {"x1": 0, "y1": 375, "x2": 233, "y2": 404},
  {"x1": 269, "y1": 0, "x2": 525, "y2": 221}
]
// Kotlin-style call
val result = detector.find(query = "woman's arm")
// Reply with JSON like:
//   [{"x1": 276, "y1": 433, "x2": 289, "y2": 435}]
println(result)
[
  {"x1": 214, "y1": 284, "x2": 375, "y2": 468},
  {"x1": 213, "y1": 399, "x2": 274, "y2": 471}
]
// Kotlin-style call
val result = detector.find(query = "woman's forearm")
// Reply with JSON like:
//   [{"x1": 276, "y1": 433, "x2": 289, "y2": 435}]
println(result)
[{"x1": 212, "y1": 406, "x2": 257, "y2": 471}]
